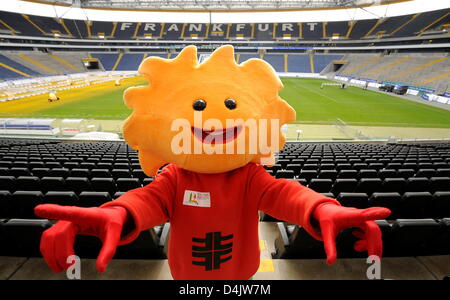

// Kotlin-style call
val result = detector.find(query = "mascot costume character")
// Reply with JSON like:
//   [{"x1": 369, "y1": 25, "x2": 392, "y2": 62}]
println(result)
[{"x1": 35, "y1": 45, "x2": 390, "y2": 280}]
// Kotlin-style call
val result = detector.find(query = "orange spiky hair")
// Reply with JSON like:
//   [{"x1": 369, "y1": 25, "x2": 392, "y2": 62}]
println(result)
[{"x1": 122, "y1": 45, "x2": 295, "y2": 176}]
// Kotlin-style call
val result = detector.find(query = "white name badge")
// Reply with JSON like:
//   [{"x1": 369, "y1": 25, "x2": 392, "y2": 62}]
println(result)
[{"x1": 183, "y1": 190, "x2": 211, "y2": 208}]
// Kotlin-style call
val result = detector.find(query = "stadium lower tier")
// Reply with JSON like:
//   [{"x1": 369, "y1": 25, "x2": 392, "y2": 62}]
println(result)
[{"x1": 0, "y1": 138, "x2": 449, "y2": 267}]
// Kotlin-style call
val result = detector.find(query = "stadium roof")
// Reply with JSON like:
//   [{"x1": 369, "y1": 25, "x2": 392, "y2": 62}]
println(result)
[{"x1": 28, "y1": 0, "x2": 401, "y2": 11}]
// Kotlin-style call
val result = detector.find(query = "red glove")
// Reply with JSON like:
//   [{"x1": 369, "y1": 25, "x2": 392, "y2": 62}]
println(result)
[
  {"x1": 34, "y1": 204, "x2": 128, "y2": 273},
  {"x1": 312, "y1": 203, "x2": 390, "y2": 265}
]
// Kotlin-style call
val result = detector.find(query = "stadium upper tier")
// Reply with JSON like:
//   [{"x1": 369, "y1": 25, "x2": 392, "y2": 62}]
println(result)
[{"x1": 0, "y1": 8, "x2": 448, "y2": 41}]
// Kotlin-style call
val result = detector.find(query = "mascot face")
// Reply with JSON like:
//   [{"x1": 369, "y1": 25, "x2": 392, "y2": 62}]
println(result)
[{"x1": 123, "y1": 45, "x2": 295, "y2": 176}]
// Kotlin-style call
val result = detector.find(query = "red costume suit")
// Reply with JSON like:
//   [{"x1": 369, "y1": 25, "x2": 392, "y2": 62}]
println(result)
[
  {"x1": 103, "y1": 163, "x2": 338, "y2": 280},
  {"x1": 34, "y1": 45, "x2": 390, "y2": 279}
]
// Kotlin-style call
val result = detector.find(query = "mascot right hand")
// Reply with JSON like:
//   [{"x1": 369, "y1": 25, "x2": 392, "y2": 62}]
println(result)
[{"x1": 34, "y1": 204, "x2": 128, "y2": 273}]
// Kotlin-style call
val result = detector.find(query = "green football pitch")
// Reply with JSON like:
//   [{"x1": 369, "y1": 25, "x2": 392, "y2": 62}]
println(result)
[
  {"x1": 280, "y1": 78, "x2": 450, "y2": 128},
  {"x1": 2, "y1": 77, "x2": 450, "y2": 128}
]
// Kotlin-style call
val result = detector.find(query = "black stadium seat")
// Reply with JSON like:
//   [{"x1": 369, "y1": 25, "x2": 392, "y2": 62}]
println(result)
[
  {"x1": 113, "y1": 191, "x2": 126, "y2": 199},
  {"x1": 368, "y1": 163, "x2": 384, "y2": 171},
  {"x1": 63, "y1": 162, "x2": 79, "y2": 169},
  {"x1": 352, "y1": 163, "x2": 368, "y2": 171},
  {"x1": 9, "y1": 167, "x2": 31, "y2": 177},
  {"x1": 354, "y1": 178, "x2": 382, "y2": 196},
  {"x1": 415, "y1": 169, "x2": 436, "y2": 178},
  {"x1": 276, "y1": 159, "x2": 290, "y2": 168},
  {"x1": 276, "y1": 170, "x2": 295, "y2": 179},
  {"x1": 286, "y1": 164, "x2": 301, "y2": 175},
  {"x1": 97, "y1": 162, "x2": 113, "y2": 170},
  {"x1": 429, "y1": 177, "x2": 450, "y2": 193},
  {"x1": 273, "y1": 223, "x2": 325, "y2": 259},
  {"x1": 337, "y1": 193, "x2": 368, "y2": 209},
  {"x1": 143, "y1": 178, "x2": 153, "y2": 186},
  {"x1": 70, "y1": 168, "x2": 90, "y2": 178},
  {"x1": 90, "y1": 169, "x2": 112, "y2": 178},
  {"x1": 307, "y1": 179, "x2": 332, "y2": 193},
  {"x1": 0, "y1": 176, "x2": 16, "y2": 192},
  {"x1": 40, "y1": 177, "x2": 67, "y2": 193},
  {"x1": 65, "y1": 177, "x2": 92, "y2": 194},
  {"x1": 398, "y1": 169, "x2": 415, "y2": 179},
  {"x1": 299, "y1": 170, "x2": 317, "y2": 183},
  {"x1": 0, "y1": 219, "x2": 52, "y2": 257},
  {"x1": 382, "y1": 178, "x2": 406, "y2": 193},
  {"x1": 398, "y1": 192, "x2": 433, "y2": 218},
  {"x1": 436, "y1": 168, "x2": 450, "y2": 177},
  {"x1": 431, "y1": 192, "x2": 450, "y2": 219},
  {"x1": 111, "y1": 169, "x2": 131, "y2": 180},
  {"x1": 0, "y1": 190, "x2": 13, "y2": 218},
  {"x1": 368, "y1": 192, "x2": 401, "y2": 219},
  {"x1": 16, "y1": 176, "x2": 40, "y2": 191},
  {"x1": 437, "y1": 218, "x2": 450, "y2": 254},
  {"x1": 131, "y1": 169, "x2": 147, "y2": 181},
  {"x1": 302, "y1": 164, "x2": 318, "y2": 171},
  {"x1": 31, "y1": 167, "x2": 50, "y2": 178},
  {"x1": 80, "y1": 162, "x2": 96, "y2": 170},
  {"x1": 331, "y1": 178, "x2": 357, "y2": 196},
  {"x1": 267, "y1": 164, "x2": 281, "y2": 173},
  {"x1": 78, "y1": 191, "x2": 112, "y2": 207},
  {"x1": 357, "y1": 169, "x2": 378, "y2": 179},
  {"x1": 48, "y1": 168, "x2": 70, "y2": 178},
  {"x1": 337, "y1": 169, "x2": 357, "y2": 178},
  {"x1": 0, "y1": 161, "x2": 12, "y2": 168},
  {"x1": 318, "y1": 170, "x2": 338, "y2": 180},
  {"x1": 405, "y1": 177, "x2": 430, "y2": 192},
  {"x1": 44, "y1": 162, "x2": 62, "y2": 169},
  {"x1": 90, "y1": 178, "x2": 117, "y2": 195},
  {"x1": 378, "y1": 169, "x2": 397, "y2": 180},
  {"x1": 336, "y1": 164, "x2": 352, "y2": 172},
  {"x1": 113, "y1": 163, "x2": 130, "y2": 170},
  {"x1": 116, "y1": 178, "x2": 141, "y2": 192},
  {"x1": 388, "y1": 219, "x2": 440, "y2": 256},
  {"x1": 11, "y1": 191, "x2": 44, "y2": 218},
  {"x1": 44, "y1": 191, "x2": 79, "y2": 206}
]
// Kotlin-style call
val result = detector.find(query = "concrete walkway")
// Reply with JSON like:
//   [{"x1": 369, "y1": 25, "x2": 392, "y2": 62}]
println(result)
[{"x1": 1, "y1": 222, "x2": 449, "y2": 280}]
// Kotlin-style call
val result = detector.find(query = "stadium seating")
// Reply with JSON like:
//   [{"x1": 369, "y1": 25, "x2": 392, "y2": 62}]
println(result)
[
  {"x1": 90, "y1": 53, "x2": 119, "y2": 71},
  {"x1": 0, "y1": 54, "x2": 41, "y2": 80},
  {"x1": 1, "y1": 138, "x2": 450, "y2": 260},
  {"x1": 0, "y1": 8, "x2": 448, "y2": 41},
  {"x1": 313, "y1": 55, "x2": 343, "y2": 74},
  {"x1": 287, "y1": 55, "x2": 310, "y2": 73}
]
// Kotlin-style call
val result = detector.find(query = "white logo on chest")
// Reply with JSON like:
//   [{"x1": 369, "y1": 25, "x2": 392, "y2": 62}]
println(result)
[{"x1": 183, "y1": 190, "x2": 211, "y2": 208}]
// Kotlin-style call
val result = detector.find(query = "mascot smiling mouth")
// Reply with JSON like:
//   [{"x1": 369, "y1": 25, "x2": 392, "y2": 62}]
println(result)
[{"x1": 192, "y1": 126, "x2": 243, "y2": 144}]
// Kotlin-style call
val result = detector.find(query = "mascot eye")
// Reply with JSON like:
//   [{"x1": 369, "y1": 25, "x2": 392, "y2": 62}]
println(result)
[
  {"x1": 224, "y1": 98, "x2": 237, "y2": 110},
  {"x1": 193, "y1": 99, "x2": 207, "y2": 111}
]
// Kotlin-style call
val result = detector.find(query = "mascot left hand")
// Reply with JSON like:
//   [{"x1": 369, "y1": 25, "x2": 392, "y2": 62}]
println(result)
[{"x1": 313, "y1": 203, "x2": 390, "y2": 265}]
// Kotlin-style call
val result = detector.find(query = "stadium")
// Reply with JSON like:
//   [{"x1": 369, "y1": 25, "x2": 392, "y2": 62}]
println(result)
[{"x1": 0, "y1": 0, "x2": 449, "y2": 283}]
